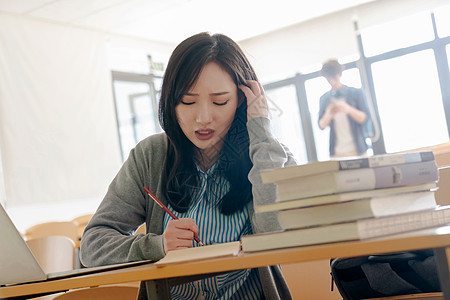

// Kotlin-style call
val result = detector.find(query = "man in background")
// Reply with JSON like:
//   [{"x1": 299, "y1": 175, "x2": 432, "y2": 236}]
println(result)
[{"x1": 318, "y1": 59, "x2": 373, "y2": 158}]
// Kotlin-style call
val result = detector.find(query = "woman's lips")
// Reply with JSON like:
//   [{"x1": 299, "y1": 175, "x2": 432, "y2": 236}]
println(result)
[{"x1": 195, "y1": 129, "x2": 214, "y2": 140}]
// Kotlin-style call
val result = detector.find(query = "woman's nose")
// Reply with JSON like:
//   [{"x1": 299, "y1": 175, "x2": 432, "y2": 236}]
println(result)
[{"x1": 195, "y1": 104, "x2": 213, "y2": 124}]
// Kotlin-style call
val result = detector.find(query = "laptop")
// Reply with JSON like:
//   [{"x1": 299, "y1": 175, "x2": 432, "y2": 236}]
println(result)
[{"x1": 0, "y1": 204, "x2": 150, "y2": 286}]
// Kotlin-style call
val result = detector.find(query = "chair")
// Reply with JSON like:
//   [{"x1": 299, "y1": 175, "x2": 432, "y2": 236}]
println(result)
[
  {"x1": 53, "y1": 285, "x2": 139, "y2": 300},
  {"x1": 25, "y1": 221, "x2": 78, "y2": 242},
  {"x1": 135, "y1": 223, "x2": 146, "y2": 235},
  {"x1": 25, "y1": 221, "x2": 78, "y2": 243},
  {"x1": 26, "y1": 235, "x2": 75, "y2": 274},
  {"x1": 73, "y1": 215, "x2": 144, "y2": 239},
  {"x1": 71, "y1": 213, "x2": 94, "y2": 241},
  {"x1": 436, "y1": 166, "x2": 450, "y2": 206}
]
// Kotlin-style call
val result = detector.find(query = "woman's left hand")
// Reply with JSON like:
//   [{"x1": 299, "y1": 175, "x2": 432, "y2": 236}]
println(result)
[{"x1": 239, "y1": 80, "x2": 268, "y2": 121}]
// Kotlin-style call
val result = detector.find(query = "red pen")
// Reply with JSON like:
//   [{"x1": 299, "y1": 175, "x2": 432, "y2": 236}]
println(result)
[{"x1": 143, "y1": 186, "x2": 204, "y2": 246}]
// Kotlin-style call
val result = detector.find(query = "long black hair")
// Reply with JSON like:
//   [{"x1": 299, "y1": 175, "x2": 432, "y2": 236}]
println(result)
[{"x1": 159, "y1": 32, "x2": 258, "y2": 215}]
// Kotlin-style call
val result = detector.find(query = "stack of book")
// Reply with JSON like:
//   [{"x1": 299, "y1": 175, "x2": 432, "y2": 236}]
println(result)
[{"x1": 241, "y1": 151, "x2": 450, "y2": 252}]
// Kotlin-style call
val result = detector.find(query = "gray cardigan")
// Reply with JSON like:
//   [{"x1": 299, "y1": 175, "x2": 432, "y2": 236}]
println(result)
[{"x1": 80, "y1": 117, "x2": 297, "y2": 299}]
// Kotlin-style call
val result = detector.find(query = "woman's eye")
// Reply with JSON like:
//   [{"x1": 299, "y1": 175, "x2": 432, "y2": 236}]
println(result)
[
  {"x1": 214, "y1": 100, "x2": 229, "y2": 106},
  {"x1": 180, "y1": 100, "x2": 195, "y2": 105}
]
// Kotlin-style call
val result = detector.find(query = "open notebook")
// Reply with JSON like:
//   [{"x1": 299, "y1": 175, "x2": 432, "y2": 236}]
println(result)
[
  {"x1": 0, "y1": 204, "x2": 150, "y2": 286},
  {"x1": 154, "y1": 241, "x2": 241, "y2": 267}
]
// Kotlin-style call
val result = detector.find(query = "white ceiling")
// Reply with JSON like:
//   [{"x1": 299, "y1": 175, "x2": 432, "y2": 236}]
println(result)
[{"x1": 0, "y1": 0, "x2": 374, "y2": 44}]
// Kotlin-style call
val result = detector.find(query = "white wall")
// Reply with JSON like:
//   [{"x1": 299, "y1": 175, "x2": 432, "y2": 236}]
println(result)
[
  {"x1": 106, "y1": 34, "x2": 175, "y2": 75},
  {"x1": 0, "y1": 147, "x2": 5, "y2": 207}
]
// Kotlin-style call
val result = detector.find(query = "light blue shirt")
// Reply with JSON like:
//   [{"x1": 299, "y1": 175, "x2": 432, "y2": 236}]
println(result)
[{"x1": 163, "y1": 163, "x2": 263, "y2": 300}]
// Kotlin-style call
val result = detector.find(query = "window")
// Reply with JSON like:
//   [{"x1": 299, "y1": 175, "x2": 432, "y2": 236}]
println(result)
[
  {"x1": 265, "y1": 85, "x2": 307, "y2": 163},
  {"x1": 434, "y1": 4, "x2": 450, "y2": 38},
  {"x1": 371, "y1": 50, "x2": 448, "y2": 153},
  {"x1": 448, "y1": 45, "x2": 450, "y2": 72}
]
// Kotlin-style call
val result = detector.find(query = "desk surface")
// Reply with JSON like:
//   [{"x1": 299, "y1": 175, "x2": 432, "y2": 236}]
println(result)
[{"x1": 2, "y1": 226, "x2": 450, "y2": 299}]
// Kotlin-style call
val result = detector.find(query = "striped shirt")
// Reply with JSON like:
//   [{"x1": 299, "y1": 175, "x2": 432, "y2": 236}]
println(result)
[{"x1": 163, "y1": 163, "x2": 263, "y2": 300}]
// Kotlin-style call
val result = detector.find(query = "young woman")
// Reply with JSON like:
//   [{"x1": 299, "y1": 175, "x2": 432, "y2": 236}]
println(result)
[{"x1": 80, "y1": 32, "x2": 296, "y2": 300}]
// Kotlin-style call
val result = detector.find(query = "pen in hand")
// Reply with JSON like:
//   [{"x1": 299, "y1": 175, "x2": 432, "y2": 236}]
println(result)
[{"x1": 143, "y1": 186, "x2": 204, "y2": 246}]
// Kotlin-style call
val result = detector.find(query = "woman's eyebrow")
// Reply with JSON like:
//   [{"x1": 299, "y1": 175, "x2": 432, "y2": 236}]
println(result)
[
  {"x1": 184, "y1": 91, "x2": 230, "y2": 96},
  {"x1": 210, "y1": 91, "x2": 230, "y2": 96}
]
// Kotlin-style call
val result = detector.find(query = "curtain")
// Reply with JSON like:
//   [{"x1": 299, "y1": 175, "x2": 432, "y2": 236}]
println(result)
[{"x1": 0, "y1": 13, "x2": 122, "y2": 207}]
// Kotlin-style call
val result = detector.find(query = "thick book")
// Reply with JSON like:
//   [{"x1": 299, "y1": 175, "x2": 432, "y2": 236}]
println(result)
[
  {"x1": 255, "y1": 183, "x2": 437, "y2": 213},
  {"x1": 154, "y1": 241, "x2": 241, "y2": 267},
  {"x1": 277, "y1": 190, "x2": 437, "y2": 229},
  {"x1": 241, "y1": 205, "x2": 450, "y2": 252},
  {"x1": 277, "y1": 160, "x2": 439, "y2": 201},
  {"x1": 260, "y1": 151, "x2": 435, "y2": 184}
]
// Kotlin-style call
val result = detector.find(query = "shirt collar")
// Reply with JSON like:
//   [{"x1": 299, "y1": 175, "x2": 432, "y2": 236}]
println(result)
[{"x1": 195, "y1": 160, "x2": 219, "y2": 177}]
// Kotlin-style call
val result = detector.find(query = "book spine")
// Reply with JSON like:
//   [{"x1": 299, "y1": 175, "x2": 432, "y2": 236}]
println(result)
[
  {"x1": 276, "y1": 172, "x2": 349, "y2": 200},
  {"x1": 372, "y1": 160, "x2": 438, "y2": 189},
  {"x1": 357, "y1": 207, "x2": 450, "y2": 239},
  {"x1": 338, "y1": 151, "x2": 434, "y2": 170},
  {"x1": 336, "y1": 160, "x2": 438, "y2": 193}
]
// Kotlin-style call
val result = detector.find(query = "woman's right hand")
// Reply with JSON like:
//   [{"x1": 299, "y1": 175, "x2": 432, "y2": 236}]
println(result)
[
  {"x1": 239, "y1": 80, "x2": 269, "y2": 121},
  {"x1": 162, "y1": 218, "x2": 200, "y2": 254}
]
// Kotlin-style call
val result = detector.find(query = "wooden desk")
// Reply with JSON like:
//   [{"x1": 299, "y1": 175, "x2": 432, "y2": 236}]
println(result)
[{"x1": 2, "y1": 226, "x2": 450, "y2": 300}]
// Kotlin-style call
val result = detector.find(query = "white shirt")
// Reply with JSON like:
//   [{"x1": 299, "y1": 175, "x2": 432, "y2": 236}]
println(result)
[{"x1": 332, "y1": 97, "x2": 358, "y2": 156}]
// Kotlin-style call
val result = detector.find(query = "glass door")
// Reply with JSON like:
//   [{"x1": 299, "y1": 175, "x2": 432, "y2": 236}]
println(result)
[{"x1": 112, "y1": 72, "x2": 162, "y2": 161}]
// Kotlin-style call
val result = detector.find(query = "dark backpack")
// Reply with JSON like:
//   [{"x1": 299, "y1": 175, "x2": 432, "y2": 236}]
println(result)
[{"x1": 330, "y1": 250, "x2": 440, "y2": 300}]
